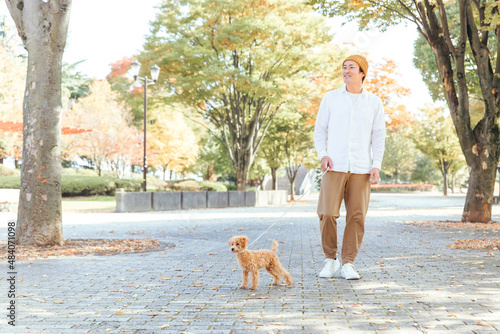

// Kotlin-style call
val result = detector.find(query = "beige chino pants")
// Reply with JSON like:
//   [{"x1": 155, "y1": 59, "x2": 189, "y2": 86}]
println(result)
[{"x1": 317, "y1": 171, "x2": 371, "y2": 264}]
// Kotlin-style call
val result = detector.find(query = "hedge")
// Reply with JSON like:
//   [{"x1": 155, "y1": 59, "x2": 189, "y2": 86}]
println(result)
[
  {"x1": 0, "y1": 175, "x2": 141, "y2": 197},
  {"x1": 371, "y1": 184, "x2": 435, "y2": 192},
  {"x1": 156, "y1": 180, "x2": 228, "y2": 192}
]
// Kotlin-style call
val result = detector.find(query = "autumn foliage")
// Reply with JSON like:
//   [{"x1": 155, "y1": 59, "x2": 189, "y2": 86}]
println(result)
[{"x1": 62, "y1": 81, "x2": 142, "y2": 177}]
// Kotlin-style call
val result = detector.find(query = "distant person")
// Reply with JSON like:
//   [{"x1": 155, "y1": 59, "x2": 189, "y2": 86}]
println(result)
[{"x1": 313, "y1": 54, "x2": 386, "y2": 280}]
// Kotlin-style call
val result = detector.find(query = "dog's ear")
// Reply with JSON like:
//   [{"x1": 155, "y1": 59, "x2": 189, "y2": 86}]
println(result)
[{"x1": 241, "y1": 235, "x2": 249, "y2": 247}]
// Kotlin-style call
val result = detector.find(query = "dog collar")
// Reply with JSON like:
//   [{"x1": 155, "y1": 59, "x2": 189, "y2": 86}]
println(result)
[{"x1": 238, "y1": 249, "x2": 248, "y2": 253}]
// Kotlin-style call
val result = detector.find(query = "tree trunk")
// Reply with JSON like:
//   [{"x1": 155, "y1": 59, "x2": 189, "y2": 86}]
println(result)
[
  {"x1": 286, "y1": 165, "x2": 300, "y2": 202},
  {"x1": 235, "y1": 168, "x2": 247, "y2": 191},
  {"x1": 7, "y1": 0, "x2": 72, "y2": 246},
  {"x1": 462, "y1": 155, "x2": 498, "y2": 223},
  {"x1": 442, "y1": 170, "x2": 448, "y2": 196},
  {"x1": 450, "y1": 174, "x2": 455, "y2": 194},
  {"x1": 259, "y1": 176, "x2": 265, "y2": 190},
  {"x1": 271, "y1": 167, "x2": 278, "y2": 190}
]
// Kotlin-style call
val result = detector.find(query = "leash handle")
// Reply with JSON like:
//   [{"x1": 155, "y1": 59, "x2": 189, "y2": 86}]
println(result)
[{"x1": 247, "y1": 169, "x2": 329, "y2": 247}]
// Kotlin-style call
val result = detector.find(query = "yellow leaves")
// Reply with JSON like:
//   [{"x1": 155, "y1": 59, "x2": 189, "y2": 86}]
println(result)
[
  {"x1": 449, "y1": 237, "x2": 500, "y2": 249},
  {"x1": 0, "y1": 238, "x2": 160, "y2": 260}
]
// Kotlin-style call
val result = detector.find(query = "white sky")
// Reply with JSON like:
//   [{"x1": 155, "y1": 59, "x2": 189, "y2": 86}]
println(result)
[{"x1": 1, "y1": 1, "x2": 432, "y2": 112}]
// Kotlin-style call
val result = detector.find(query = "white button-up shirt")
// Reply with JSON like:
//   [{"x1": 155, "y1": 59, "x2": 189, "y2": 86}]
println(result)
[{"x1": 313, "y1": 86, "x2": 386, "y2": 174}]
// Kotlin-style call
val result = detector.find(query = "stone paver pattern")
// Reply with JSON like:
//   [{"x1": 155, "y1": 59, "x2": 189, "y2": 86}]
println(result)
[{"x1": 1, "y1": 192, "x2": 499, "y2": 333}]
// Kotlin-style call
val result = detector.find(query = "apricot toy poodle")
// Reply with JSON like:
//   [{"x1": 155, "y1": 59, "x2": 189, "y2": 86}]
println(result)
[{"x1": 228, "y1": 235, "x2": 293, "y2": 290}]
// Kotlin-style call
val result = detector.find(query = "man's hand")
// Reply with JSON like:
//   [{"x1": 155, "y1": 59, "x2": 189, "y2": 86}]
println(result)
[
  {"x1": 370, "y1": 168, "x2": 380, "y2": 185},
  {"x1": 320, "y1": 156, "x2": 333, "y2": 172}
]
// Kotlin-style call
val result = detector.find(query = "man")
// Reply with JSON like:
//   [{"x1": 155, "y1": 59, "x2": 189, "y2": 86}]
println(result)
[{"x1": 313, "y1": 54, "x2": 386, "y2": 280}]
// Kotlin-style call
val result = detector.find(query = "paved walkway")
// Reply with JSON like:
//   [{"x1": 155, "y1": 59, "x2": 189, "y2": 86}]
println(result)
[{"x1": 1, "y1": 192, "x2": 499, "y2": 333}]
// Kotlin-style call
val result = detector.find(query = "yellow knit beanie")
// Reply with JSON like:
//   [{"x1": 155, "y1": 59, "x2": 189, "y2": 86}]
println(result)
[{"x1": 343, "y1": 55, "x2": 369, "y2": 77}]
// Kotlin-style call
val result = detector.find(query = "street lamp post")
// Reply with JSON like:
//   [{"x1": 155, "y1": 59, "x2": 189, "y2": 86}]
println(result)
[{"x1": 130, "y1": 61, "x2": 161, "y2": 192}]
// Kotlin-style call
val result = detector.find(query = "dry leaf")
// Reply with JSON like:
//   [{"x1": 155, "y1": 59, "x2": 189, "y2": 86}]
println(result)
[
  {"x1": 238, "y1": 313, "x2": 246, "y2": 317},
  {"x1": 448, "y1": 314, "x2": 457, "y2": 318},
  {"x1": 115, "y1": 311, "x2": 126, "y2": 315},
  {"x1": 53, "y1": 300, "x2": 65, "y2": 304},
  {"x1": 475, "y1": 321, "x2": 493, "y2": 326},
  {"x1": 158, "y1": 325, "x2": 169, "y2": 330}
]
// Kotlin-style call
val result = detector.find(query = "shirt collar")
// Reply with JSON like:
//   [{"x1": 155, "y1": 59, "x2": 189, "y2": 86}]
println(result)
[{"x1": 342, "y1": 85, "x2": 365, "y2": 95}]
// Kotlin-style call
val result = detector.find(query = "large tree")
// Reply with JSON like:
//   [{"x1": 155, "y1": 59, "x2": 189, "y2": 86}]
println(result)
[
  {"x1": 410, "y1": 105, "x2": 465, "y2": 195},
  {"x1": 312, "y1": 0, "x2": 500, "y2": 223},
  {"x1": 5, "y1": 0, "x2": 72, "y2": 245},
  {"x1": 139, "y1": 0, "x2": 338, "y2": 190}
]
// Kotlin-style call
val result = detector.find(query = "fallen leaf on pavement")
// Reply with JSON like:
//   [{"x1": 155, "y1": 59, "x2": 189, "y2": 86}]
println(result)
[{"x1": 475, "y1": 321, "x2": 494, "y2": 326}]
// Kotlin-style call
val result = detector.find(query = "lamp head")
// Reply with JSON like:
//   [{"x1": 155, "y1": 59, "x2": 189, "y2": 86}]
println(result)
[
  {"x1": 130, "y1": 60, "x2": 141, "y2": 81},
  {"x1": 150, "y1": 65, "x2": 161, "y2": 83}
]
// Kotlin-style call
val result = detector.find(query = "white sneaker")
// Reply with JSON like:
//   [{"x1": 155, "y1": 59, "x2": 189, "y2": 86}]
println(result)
[
  {"x1": 319, "y1": 258, "x2": 341, "y2": 278},
  {"x1": 341, "y1": 263, "x2": 360, "y2": 280}
]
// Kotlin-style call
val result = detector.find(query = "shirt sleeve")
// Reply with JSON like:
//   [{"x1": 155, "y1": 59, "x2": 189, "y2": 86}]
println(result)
[
  {"x1": 314, "y1": 93, "x2": 330, "y2": 160},
  {"x1": 371, "y1": 97, "x2": 386, "y2": 170}
]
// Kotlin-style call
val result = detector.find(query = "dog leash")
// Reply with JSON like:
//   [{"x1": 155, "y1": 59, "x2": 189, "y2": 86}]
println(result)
[{"x1": 247, "y1": 169, "x2": 330, "y2": 247}]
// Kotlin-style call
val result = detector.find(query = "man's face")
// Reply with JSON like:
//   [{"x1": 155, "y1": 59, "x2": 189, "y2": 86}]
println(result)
[{"x1": 343, "y1": 61, "x2": 365, "y2": 85}]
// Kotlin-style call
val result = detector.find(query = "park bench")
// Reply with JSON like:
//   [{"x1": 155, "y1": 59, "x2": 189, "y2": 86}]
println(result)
[{"x1": 0, "y1": 189, "x2": 20, "y2": 212}]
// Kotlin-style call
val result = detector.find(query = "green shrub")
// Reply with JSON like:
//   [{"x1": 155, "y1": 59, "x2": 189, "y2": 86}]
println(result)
[
  {"x1": 61, "y1": 168, "x2": 99, "y2": 176},
  {"x1": 199, "y1": 181, "x2": 227, "y2": 192},
  {"x1": 0, "y1": 175, "x2": 20, "y2": 188},
  {"x1": 225, "y1": 183, "x2": 237, "y2": 191},
  {"x1": 0, "y1": 174, "x2": 141, "y2": 196},
  {"x1": 62, "y1": 175, "x2": 116, "y2": 196},
  {"x1": 169, "y1": 180, "x2": 200, "y2": 192},
  {"x1": 0, "y1": 165, "x2": 20, "y2": 177}
]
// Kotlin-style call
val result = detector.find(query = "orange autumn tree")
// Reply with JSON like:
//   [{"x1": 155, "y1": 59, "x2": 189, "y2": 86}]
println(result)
[
  {"x1": 0, "y1": 29, "x2": 25, "y2": 165},
  {"x1": 63, "y1": 80, "x2": 141, "y2": 177},
  {"x1": 147, "y1": 105, "x2": 199, "y2": 180},
  {"x1": 364, "y1": 59, "x2": 414, "y2": 131}
]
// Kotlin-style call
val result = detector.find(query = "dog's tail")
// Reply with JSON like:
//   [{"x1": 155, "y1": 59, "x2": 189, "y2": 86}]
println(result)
[{"x1": 272, "y1": 240, "x2": 278, "y2": 253}]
